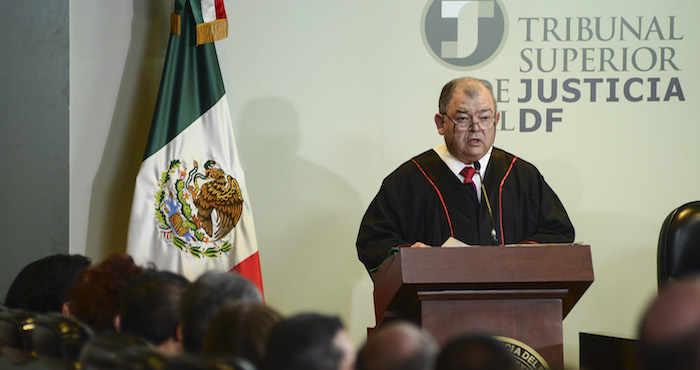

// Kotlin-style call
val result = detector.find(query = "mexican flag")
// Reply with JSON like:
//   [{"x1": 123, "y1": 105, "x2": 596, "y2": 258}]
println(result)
[{"x1": 126, "y1": 0, "x2": 263, "y2": 294}]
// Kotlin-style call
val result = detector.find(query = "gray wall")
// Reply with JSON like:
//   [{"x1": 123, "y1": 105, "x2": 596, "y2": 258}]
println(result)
[{"x1": 0, "y1": 1, "x2": 70, "y2": 300}]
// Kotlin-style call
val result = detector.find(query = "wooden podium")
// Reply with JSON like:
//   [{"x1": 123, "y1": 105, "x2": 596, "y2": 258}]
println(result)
[{"x1": 370, "y1": 244, "x2": 593, "y2": 369}]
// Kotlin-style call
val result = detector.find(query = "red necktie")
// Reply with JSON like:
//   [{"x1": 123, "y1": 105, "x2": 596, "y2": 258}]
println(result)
[{"x1": 460, "y1": 166, "x2": 477, "y2": 193}]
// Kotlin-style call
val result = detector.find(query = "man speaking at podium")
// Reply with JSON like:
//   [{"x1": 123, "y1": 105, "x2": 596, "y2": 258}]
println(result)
[{"x1": 356, "y1": 77, "x2": 574, "y2": 272}]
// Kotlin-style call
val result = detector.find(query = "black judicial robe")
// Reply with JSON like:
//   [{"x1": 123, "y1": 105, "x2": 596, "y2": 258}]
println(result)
[{"x1": 356, "y1": 147, "x2": 575, "y2": 272}]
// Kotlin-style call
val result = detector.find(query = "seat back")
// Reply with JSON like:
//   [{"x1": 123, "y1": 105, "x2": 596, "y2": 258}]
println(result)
[
  {"x1": 0, "y1": 309, "x2": 39, "y2": 364},
  {"x1": 167, "y1": 352, "x2": 257, "y2": 370},
  {"x1": 32, "y1": 312, "x2": 93, "y2": 370},
  {"x1": 658, "y1": 201, "x2": 700, "y2": 287},
  {"x1": 78, "y1": 331, "x2": 152, "y2": 370},
  {"x1": 118, "y1": 345, "x2": 170, "y2": 370}
]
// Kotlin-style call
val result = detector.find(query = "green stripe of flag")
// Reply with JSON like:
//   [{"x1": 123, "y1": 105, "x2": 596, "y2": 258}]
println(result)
[
  {"x1": 173, "y1": 0, "x2": 185, "y2": 16},
  {"x1": 188, "y1": 0, "x2": 206, "y2": 26},
  {"x1": 143, "y1": 0, "x2": 225, "y2": 160}
]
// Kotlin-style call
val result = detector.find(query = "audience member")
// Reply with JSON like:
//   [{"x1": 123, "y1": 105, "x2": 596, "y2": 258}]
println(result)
[
  {"x1": 265, "y1": 312, "x2": 355, "y2": 370},
  {"x1": 356, "y1": 321, "x2": 436, "y2": 370},
  {"x1": 179, "y1": 271, "x2": 262, "y2": 353},
  {"x1": 202, "y1": 302, "x2": 282, "y2": 368},
  {"x1": 638, "y1": 276, "x2": 700, "y2": 370},
  {"x1": 118, "y1": 270, "x2": 190, "y2": 355},
  {"x1": 4, "y1": 254, "x2": 91, "y2": 313},
  {"x1": 65, "y1": 253, "x2": 145, "y2": 333},
  {"x1": 435, "y1": 333, "x2": 517, "y2": 370}
]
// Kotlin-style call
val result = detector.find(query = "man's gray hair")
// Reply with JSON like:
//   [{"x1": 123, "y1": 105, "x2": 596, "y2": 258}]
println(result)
[
  {"x1": 438, "y1": 77, "x2": 497, "y2": 114},
  {"x1": 180, "y1": 271, "x2": 262, "y2": 352}
]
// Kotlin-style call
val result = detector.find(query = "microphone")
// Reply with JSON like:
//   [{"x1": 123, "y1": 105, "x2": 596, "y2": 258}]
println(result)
[{"x1": 473, "y1": 161, "x2": 499, "y2": 245}]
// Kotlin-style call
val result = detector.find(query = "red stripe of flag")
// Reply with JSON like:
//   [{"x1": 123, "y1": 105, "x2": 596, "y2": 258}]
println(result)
[
  {"x1": 215, "y1": 0, "x2": 226, "y2": 20},
  {"x1": 230, "y1": 251, "x2": 264, "y2": 299}
]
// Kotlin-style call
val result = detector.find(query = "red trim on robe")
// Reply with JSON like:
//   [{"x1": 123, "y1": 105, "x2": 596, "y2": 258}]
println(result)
[
  {"x1": 411, "y1": 159, "x2": 454, "y2": 238},
  {"x1": 498, "y1": 157, "x2": 518, "y2": 245}
]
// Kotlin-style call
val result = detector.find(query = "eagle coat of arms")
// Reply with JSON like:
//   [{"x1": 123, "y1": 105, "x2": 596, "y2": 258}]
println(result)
[{"x1": 154, "y1": 159, "x2": 243, "y2": 258}]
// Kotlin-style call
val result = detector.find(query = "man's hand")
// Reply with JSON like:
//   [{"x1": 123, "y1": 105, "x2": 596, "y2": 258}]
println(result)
[{"x1": 410, "y1": 242, "x2": 432, "y2": 248}]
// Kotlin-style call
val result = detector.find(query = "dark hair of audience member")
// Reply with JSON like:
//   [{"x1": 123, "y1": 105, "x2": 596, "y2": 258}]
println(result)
[
  {"x1": 435, "y1": 333, "x2": 517, "y2": 370},
  {"x1": 201, "y1": 302, "x2": 282, "y2": 368},
  {"x1": 119, "y1": 270, "x2": 190, "y2": 346},
  {"x1": 67, "y1": 253, "x2": 145, "y2": 333},
  {"x1": 4, "y1": 254, "x2": 91, "y2": 313},
  {"x1": 179, "y1": 271, "x2": 262, "y2": 353},
  {"x1": 265, "y1": 312, "x2": 352, "y2": 370},
  {"x1": 356, "y1": 321, "x2": 436, "y2": 370}
]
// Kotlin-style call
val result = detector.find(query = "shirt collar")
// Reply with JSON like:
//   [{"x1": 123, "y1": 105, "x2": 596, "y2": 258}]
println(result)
[{"x1": 433, "y1": 143, "x2": 492, "y2": 180}]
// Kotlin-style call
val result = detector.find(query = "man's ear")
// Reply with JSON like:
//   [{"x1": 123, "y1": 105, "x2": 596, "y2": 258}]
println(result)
[
  {"x1": 61, "y1": 301, "x2": 72, "y2": 317},
  {"x1": 175, "y1": 323, "x2": 183, "y2": 342},
  {"x1": 113, "y1": 314, "x2": 121, "y2": 332},
  {"x1": 435, "y1": 113, "x2": 446, "y2": 135}
]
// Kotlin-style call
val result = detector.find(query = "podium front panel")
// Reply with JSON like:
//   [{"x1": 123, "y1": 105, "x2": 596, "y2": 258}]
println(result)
[{"x1": 420, "y1": 296, "x2": 563, "y2": 369}]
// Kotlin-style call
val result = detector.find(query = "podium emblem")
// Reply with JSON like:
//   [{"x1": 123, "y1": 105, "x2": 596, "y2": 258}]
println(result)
[{"x1": 496, "y1": 336, "x2": 550, "y2": 370}]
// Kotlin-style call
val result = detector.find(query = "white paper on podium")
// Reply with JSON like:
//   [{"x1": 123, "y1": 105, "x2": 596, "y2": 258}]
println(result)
[{"x1": 441, "y1": 237, "x2": 470, "y2": 247}]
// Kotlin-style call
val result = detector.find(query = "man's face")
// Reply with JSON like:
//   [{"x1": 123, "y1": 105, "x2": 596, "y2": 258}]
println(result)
[{"x1": 435, "y1": 84, "x2": 499, "y2": 164}]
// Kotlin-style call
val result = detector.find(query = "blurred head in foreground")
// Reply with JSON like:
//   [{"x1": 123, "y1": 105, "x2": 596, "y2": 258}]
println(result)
[
  {"x1": 5, "y1": 254, "x2": 91, "y2": 313},
  {"x1": 66, "y1": 253, "x2": 144, "y2": 333},
  {"x1": 119, "y1": 270, "x2": 190, "y2": 355},
  {"x1": 202, "y1": 302, "x2": 282, "y2": 368},
  {"x1": 436, "y1": 333, "x2": 517, "y2": 370},
  {"x1": 356, "y1": 321, "x2": 436, "y2": 370},
  {"x1": 265, "y1": 312, "x2": 355, "y2": 370},
  {"x1": 180, "y1": 271, "x2": 262, "y2": 353},
  {"x1": 639, "y1": 276, "x2": 700, "y2": 370}
]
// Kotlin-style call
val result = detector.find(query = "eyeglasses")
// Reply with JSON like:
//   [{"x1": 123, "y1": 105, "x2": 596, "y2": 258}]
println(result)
[{"x1": 442, "y1": 113, "x2": 494, "y2": 130}]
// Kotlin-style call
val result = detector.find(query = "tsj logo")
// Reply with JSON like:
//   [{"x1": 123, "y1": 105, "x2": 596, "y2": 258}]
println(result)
[{"x1": 422, "y1": 0, "x2": 508, "y2": 69}]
